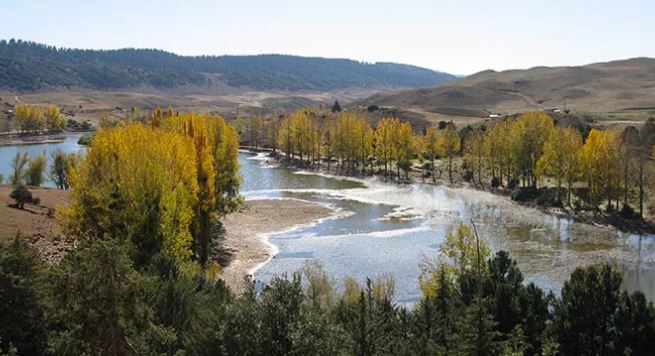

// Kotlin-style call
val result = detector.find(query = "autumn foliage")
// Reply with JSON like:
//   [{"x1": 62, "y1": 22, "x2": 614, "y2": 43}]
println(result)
[{"x1": 59, "y1": 112, "x2": 241, "y2": 266}]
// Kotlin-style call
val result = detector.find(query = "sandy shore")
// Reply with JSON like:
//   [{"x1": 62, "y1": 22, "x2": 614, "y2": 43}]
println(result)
[{"x1": 218, "y1": 198, "x2": 333, "y2": 293}]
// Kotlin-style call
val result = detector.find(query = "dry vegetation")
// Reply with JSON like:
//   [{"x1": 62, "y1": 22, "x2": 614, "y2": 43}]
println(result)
[
  {"x1": 0, "y1": 185, "x2": 72, "y2": 262},
  {"x1": 361, "y1": 57, "x2": 655, "y2": 126}
]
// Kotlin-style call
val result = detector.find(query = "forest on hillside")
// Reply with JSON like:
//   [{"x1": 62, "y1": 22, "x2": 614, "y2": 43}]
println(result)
[{"x1": 0, "y1": 40, "x2": 455, "y2": 91}]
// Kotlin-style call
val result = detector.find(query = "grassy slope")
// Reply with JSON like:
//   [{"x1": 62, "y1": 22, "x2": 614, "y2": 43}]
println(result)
[{"x1": 361, "y1": 58, "x2": 655, "y2": 125}]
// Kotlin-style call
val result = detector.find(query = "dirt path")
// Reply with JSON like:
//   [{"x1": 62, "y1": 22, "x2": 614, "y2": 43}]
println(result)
[{"x1": 217, "y1": 198, "x2": 333, "y2": 293}]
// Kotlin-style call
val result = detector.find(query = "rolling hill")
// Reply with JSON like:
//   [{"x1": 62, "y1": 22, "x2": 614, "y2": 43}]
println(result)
[
  {"x1": 362, "y1": 58, "x2": 655, "y2": 118},
  {"x1": 0, "y1": 40, "x2": 455, "y2": 92}
]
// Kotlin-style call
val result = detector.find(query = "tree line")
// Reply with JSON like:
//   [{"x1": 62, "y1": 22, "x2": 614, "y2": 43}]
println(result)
[
  {"x1": 244, "y1": 109, "x2": 655, "y2": 219},
  {"x1": 0, "y1": 39, "x2": 453, "y2": 91},
  {"x1": 464, "y1": 113, "x2": 655, "y2": 217},
  {"x1": 1, "y1": 222, "x2": 653, "y2": 355},
  {"x1": 13, "y1": 104, "x2": 65, "y2": 133},
  {"x1": 272, "y1": 109, "x2": 461, "y2": 182}
]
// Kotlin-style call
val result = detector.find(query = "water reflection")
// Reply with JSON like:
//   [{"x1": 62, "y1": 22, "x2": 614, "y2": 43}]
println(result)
[{"x1": 241, "y1": 152, "x2": 655, "y2": 303}]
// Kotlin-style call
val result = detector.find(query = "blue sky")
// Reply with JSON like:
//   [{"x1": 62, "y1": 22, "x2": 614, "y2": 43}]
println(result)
[{"x1": 1, "y1": 0, "x2": 653, "y2": 74}]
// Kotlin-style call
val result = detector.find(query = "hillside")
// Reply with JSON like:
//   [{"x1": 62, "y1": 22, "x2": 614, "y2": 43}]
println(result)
[
  {"x1": 362, "y1": 58, "x2": 655, "y2": 121},
  {"x1": 0, "y1": 40, "x2": 455, "y2": 92}
]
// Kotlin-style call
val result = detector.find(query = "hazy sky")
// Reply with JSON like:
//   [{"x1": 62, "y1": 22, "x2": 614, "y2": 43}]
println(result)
[{"x1": 1, "y1": 0, "x2": 653, "y2": 74}]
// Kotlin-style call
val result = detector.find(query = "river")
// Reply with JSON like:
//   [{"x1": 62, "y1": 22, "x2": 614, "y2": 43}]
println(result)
[
  {"x1": 0, "y1": 133, "x2": 85, "y2": 188},
  {"x1": 1, "y1": 139, "x2": 653, "y2": 303},
  {"x1": 240, "y1": 151, "x2": 655, "y2": 304}
]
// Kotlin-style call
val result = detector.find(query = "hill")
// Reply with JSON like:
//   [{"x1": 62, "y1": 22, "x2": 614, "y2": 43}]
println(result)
[
  {"x1": 361, "y1": 58, "x2": 655, "y2": 122},
  {"x1": 0, "y1": 40, "x2": 455, "y2": 92}
]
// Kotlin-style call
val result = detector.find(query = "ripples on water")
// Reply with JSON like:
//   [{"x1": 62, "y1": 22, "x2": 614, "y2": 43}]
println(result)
[{"x1": 241, "y1": 152, "x2": 655, "y2": 304}]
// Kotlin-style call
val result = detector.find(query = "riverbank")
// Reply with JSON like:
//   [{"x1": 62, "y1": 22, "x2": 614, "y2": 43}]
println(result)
[
  {"x1": 0, "y1": 130, "x2": 91, "y2": 146},
  {"x1": 268, "y1": 152, "x2": 655, "y2": 235},
  {"x1": 217, "y1": 198, "x2": 334, "y2": 293}
]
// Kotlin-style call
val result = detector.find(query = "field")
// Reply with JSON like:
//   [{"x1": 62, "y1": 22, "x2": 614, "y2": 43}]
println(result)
[
  {"x1": 0, "y1": 87, "x2": 381, "y2": 132},
  {"x1": 0, "y1": 185, "x2": 72, "y2": 262}
]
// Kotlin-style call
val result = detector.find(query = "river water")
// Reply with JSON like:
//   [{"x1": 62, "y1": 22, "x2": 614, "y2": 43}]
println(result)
[
  {"x1": 240, "y1": 152, "x2": 655, "y2": 304},
  {"x1": 1, "y1": 139, "x2": 653, "y2": 303},
  {"x1": 0, "y1": 134, "x2": 85, "y2": 188}
]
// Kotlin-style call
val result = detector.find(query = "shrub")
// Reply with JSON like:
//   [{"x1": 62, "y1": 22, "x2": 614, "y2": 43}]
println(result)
[
  {"x1": 9, "y1": 186, "x2": 38, "y2": 209},
  {"x1": 491, "y1": 176, "x2": 500, "y2": 188},
  {"x1": 620, "y1": 204, "x2": 640, "y2": 220}
]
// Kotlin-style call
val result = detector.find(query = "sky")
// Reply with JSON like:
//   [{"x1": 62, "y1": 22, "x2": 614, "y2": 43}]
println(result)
[{"x1": 1, "y1": 0, "x2": 653, "y2": 75}]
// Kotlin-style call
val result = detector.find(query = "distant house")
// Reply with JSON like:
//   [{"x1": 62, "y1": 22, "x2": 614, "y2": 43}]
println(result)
[{"x1": 488, "y1": 113, "x2": 502, "y2": 118}]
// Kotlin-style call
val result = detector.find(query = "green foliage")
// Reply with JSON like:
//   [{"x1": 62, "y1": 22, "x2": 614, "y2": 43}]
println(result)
[
  {"x1": 76, "y1": 132, "x2": 95, "y2": 146},
  {"x1": 0, "y1": 238, "x2": 47, "y2": 355},
  {"x1": 1, "y1": 233, "x2": 653, "y2": 356},
  {"x1": 553, "y1": 264, "x2": 655, "y2": 355},
  {"x1": 331, "y1": 100, "x2": 342, "y2": 113},
  {"x1": 0, "y1": 39, "x2": 454, "y2": 91},
  {"x1": 49, "y1": 150, "x2": 78, "y2": 189},
  {"x1": 9, "y1": 185, "x2": 39, "y2": 209}
]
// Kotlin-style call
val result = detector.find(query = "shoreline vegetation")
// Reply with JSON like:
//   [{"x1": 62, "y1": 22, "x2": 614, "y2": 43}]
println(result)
[
  {"x1": 2, "y1": 107, "x2": 655, "y2": 354},
  {"x1": 236, "y1": 108, "x2": 655, "y2": 236},
  {"x1": 262, "y1": 147, "x2": 655, "y2": 235}
]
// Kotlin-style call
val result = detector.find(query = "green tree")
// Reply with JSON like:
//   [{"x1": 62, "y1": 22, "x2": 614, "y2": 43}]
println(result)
[
  {"x1": 331, "y1": 100, "x2": 342, "y2": 113},
  {"x1": 0, "y1": 238, "x2": 48, "y2": 355},
  {"x1": 9, "y1": 186, "x2": 39, "y2": 209},
  {"x1": 552, "y1": 264, "x2": 623, "y2": 355},
  {"x1": 46, "y1": 239, "x2": 161, "y2": 355},
  {"x1": 49, "y1": 150, "x2": 78, "y2": 189}
]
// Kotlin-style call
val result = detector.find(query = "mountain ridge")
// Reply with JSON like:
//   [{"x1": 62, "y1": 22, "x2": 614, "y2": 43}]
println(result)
[
  {"x1": 361, "y1": 57, "x2": 655, "y2": 115},
  {"x1": 0, "y1": 39, "x2": 455, "y2": 92}
]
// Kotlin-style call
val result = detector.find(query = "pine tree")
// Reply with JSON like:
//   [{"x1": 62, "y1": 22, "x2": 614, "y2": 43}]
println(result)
[{"x1": 331, "y1": 100, "x2": 342, "y2": 113}]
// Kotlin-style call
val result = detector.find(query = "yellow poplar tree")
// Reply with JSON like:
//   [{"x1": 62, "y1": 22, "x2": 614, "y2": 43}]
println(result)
[
  {"x1": 536, "y1": 127, "x2": 582, "y2": 203},
  {"x1": 423, "y1": 127, "x2": 441, "y2": 182},
  {"x1": 579, "y1": 129, "x2": 621, "y2": 208},
  {"x1": 438, "y1": 124, "x2": 461, "y2": 184},
  {"x1": 60, "y1": 124, "x2": 200, "y2": 265}
]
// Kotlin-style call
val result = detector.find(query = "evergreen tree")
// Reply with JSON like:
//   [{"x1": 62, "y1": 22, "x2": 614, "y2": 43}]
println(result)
[
  {"x1": 331, "y1": 100, "x2": 342, "y2": 113},
  {"x1": 0, "y1": 238, "x2": 48, "y2": 355}
]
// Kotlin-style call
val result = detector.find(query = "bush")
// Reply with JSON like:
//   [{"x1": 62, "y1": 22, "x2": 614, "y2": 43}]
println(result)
[
  {"x1": 77, "y1": 132, "x2": 95, "y2": 146},
  {"x1": 491, "y1": 176, "x2": 500, "y2": 188},
  {"x1": 9, "y1": 186, "x2": 38, "y2": 209},
  {"x1": 367, "y1": 104, "x2": 379, "y2": 112},
  {"x1": 620, "y1": 204, "x2": 640, "y2": 220},
  {"x1": 507, "y1": 178, "x2": 520, "y2": 190}
]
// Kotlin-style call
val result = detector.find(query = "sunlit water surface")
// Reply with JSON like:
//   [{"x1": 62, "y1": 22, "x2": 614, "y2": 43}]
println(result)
[
  {"x1": 0, "y1": 134, "x2": 84, "y2": 188},
  {"x1": 240, "y1": 152, "x2": 655, "y2": 304}
]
